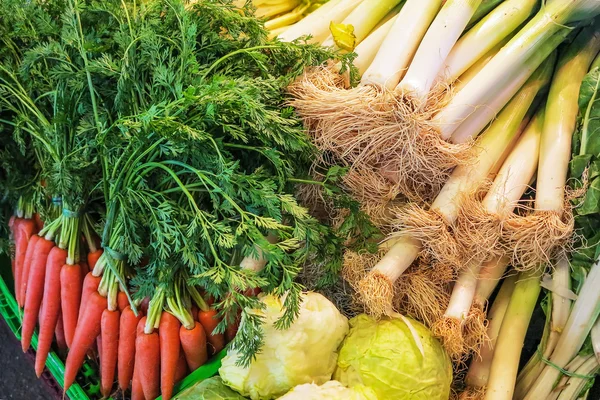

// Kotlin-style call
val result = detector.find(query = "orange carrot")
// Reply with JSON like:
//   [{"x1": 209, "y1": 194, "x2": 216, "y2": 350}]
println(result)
[
  {"x1": 97, "y1": 336, "x2": 103, "y2": 367},
  {"x1": 198, "y1": 309, "x2": 225, "y2": 356},
  {"x1": 175, "y1": 347, "x2": 188, "y2": 383},
  {"x1": 55, "y1": 310, "x2": 68, "y2": 355},
  {"x1": 14, "y1": 219, "x2": 35, "y2": 306},
  {"x1": 131, "y1": 359, "x2": 144, "y2": 400},
  {"x1": 19, "y1": 234, "x2": 40, "y2": 307},
  {"x1": 64, "y1": 291, "x2": 107, "y2": 392},
  {"x1": 87, "y1": 249, "x2": 103, "y2": 270},
  {"x1": 78, "y1": 272, "x2": 101, "y2": 322},
  {"x1": 60, "y1": 263, "x2": 82, "y2": 348},
  {"x1": 21, "y1": 237, "x2": 54, "y2": 352},
  {"x1": 159, "y1": 312, "x2": 181, "y2": 400},
  {"x1": 101, "y1": 309, "x2": 120, "y2": 398},
  {"x1": 118, "y1": 306, "x2": 141, "y2": 392},
  {"x1": 136, "y1": 317, "x2": 160, "y2": 400},
  {"x1": 79, "y1": 261, "x2": 89, "y2": 279},
  {"x1": 179, "y1": 322, "x2": 208, "y2": 371},
  {"x1": 225, "y1": 316, "x2": 240, "y2": 344},
  {"x1": 11, "y1": 217, "x2": 23, "y2": 298},
  {"x1": 35, "y1": 247, "x2": 67, "y2": 376},
  {"x1": 117, "y1": 291, "x2": 129, "y2": 312},
  {"x1": 34, "y1": 213, "x2": 44, "y2": 232}
]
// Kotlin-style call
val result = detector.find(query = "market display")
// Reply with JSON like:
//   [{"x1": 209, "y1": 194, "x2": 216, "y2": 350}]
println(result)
[{"x1": 2, "y1": 1, "x2": 600, "y2": 400}]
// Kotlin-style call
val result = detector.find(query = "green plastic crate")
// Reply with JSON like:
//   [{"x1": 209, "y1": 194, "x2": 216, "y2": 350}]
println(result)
[{"x1": 0, "y1": 256, "x2": 225, "y2": 399}]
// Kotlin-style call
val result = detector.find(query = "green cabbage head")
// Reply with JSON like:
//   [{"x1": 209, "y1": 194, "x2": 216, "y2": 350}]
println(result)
[
  {"x1": 219, "y1": 292, "x2": 349, "y2": 399},
  {"x1": 334, "y1": 314, "x2": 452, "y2": 400},
  {"x1": 277, "y1": 381, "x2": 378, "y2": 400}
]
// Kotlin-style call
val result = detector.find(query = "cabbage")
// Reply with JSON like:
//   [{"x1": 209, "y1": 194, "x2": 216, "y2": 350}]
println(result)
[
  {"x1": 219, "y1": 292, "x2": 349, "y2": 399},
  {"x1": 334, "y1": 314, "x2": 452, "y2": 400},
  {"x1": 174, "y1": 377, "x2": 247, "y2": 399},
  {"x1": 277, "y1": 381, "x2": 378, "y2": 400}
]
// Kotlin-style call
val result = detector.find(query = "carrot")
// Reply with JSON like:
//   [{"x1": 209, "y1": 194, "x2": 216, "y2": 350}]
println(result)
[
  {"x1": 140, "y1": 297, "x2": 150, "y2": 315},
  {"x1": 117, "y1": 291, "x2": 129, "y2": 312},
  {"x1": 61, "y1": 263, "x2": 82, "y2": 348},
  {"x1": 179, "y1": 322, "x2": 208, "y2": 371},
  {"x1": 34, "y1": 213, "x2": 44, "y2": 232},
  {"x1": 87, "y1": 249, "x2": 103, "y2": 270},
  {"x1": 78, "y1": 272, "x2": 101, "y2": 322},
  {"x1": 14, "y1": 219, "x2": 35, "y2": 306},
  {"x1": 19, "y1": 234, "x2": 40, "y2": 307},
  {"x1": 79, "y1": 261, "x2": 89, "y2": 278},
  {"x1": 21, "y1": 237, "x2": 54, "y2": 352},
  {"x1": 136, "y1": 317, "x2": 160, "y2": 400},
  {"x1": 131, "y1": 359, "x2": 144, "y2": 400},
  {"x1": 225, "y1": 316, "x2": 240, "y2": 344},
  {"x1": 198, "y1": 309, "x2": 225, "y2": 356},
  {"x1": 55, "y1": 310, "x2": 68, "y2": 355},
  {"x1": 118, "y1": 306, "x2": 141, "y2": 392},
  {"x1": 35, "y1": 247, "x2": 67, "y2": 376},
  {"x1": 11, "y1": 217, "x2": 23, "y2": 294},
  {"x1": 175, "y1": 347, "x2": 188, "y2": 383},
  {"x1": 100, "y1": 309, "x2": 120, "y2": 398},
  {"x1": 159, "y1": 312, "x2": 181, "y2": 400},
  {"x1": 64, "y1": 291, "x2": 107, "y2": 392},
  {"x1": 97, "y1": 336, "x2": 103, "y2": 367}
]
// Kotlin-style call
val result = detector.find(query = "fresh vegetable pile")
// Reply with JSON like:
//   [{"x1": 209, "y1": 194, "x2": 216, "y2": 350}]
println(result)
[{"x1": 4, "y1": 0, "x2": 600, "y2": 400}]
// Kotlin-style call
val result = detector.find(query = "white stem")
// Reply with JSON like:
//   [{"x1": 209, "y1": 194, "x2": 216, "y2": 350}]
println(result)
[
  {"x1": 546, "y1": 355, "x2": 590, "y2": 400},
  {"x1": 431, "y1": 58, "x2": 552, "y2": 223},
  {"x1": 433, "y1": 0, "x2": 587, "y2": 139},
  {"x1": 536, "y1": 24, "x2": 600, "y2": 213},
  {"x1": 372, "y1": 236, "x2": 421, "y2": 283},
  {"x1": 547, "y1": 255, "x2": 573, "y2": 356},
  {"x1": 466, "y1": 274, "x2": 517, "y2": 389},
  {"x1": 556, "y1": 356, "x2": 599, "y2": 400},
  {"x1": 473, "y1": 256, "x2": 510, "y2": 305},
  {"x1": 481, "y1": 111, "x2": 542, "y2": 216},
  {"x1": 592, "y1": 318, "x2": 600, "y2": 364},
  {"x1": 442, "y1": 0, "x2": 537, "y2": 83},
  {"x1": 278, "y1": 0, "x2": 361, "y2": 43},
  {"x1": 323, "y1": 0, "x2": 403, "y2": 50},
  {"x1": 360, "y1": 0, "x2": 442, "y2": 89},
  {"x1": 353, "y1": 14, "x2": 398, "y2": 76},
  {"x1": 450, "y1": 31, "x2": 511, "y2": 93},
  {"x1": 524, "y1": 258, "x2": 600, "y2": 399},
  {"x1": 239, "y1": 233, "x2": 278, "y2": 273},
  {"x1": 397, "y1": 0, "x2": 482, "y2": 103},
  {"x1": 445, "y1": 261, "x2": 481, "y2": 319}
]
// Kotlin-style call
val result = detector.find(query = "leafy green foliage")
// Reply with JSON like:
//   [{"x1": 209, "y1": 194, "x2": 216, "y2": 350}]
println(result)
[{"x1": 0, "y1": 0, "x2": 371, "y2": 365}]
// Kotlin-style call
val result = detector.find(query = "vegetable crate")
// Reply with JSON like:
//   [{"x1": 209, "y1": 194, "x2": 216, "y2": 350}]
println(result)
[{"x1": 0, "y1": 256, "x2": 226, "y2": 400}]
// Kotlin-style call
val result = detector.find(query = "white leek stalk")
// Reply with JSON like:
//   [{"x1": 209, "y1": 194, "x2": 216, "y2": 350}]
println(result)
[
  {"x1": 472, "y1": 256, "x2": 510, "y2": 306},
  {"x1": 464, "y1": 275, "x2": 517, "y2": 391},
  {"x1": 524, "y1": 257, "x2": 600, "y2": 399},
  {"x1": 278, "y1": 0, "x2": 362, "y2": 43},
  {"x1": 484, "y1": 269, "x2": 542, "y2": 400},
  {"x1": 360, "y1": 0, "x2": 442, "y2": 89},
  {"x1": 324, "y1": 0, "x2": 403, "y2": 51},
  {"x1": 449, "y1": 28, "x2": 568, "y2": 144},
  {"x1": 397, "y1": 0, "x2": 483, "y2": 103},
  {"x1": 433, "y1": 0, "x2": 600, "y2": 139},
  {"x1": 467, "y1": 0, "x2": 505, "y2": 29},
  {"x1": 442, "y1": 0, "x2": 537, "y2": 83},
  {"x1": 536, "y1": 24, "x2": 600, "y2": 214},
  {"x1": 352, "y1": 14, "x2": 398, "y2": 75}
]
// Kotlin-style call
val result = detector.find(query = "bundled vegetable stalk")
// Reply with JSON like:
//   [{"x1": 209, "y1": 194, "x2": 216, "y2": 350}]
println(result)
[{"x1": 290, "y1": 0, "x2": 599, "y2": 214}]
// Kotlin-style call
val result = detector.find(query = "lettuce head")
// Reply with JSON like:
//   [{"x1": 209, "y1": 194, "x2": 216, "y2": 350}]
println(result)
[
  {"x1": 277, "y1": 381, "x2": 378, "y2": 400},
  {"x1": 219, "y1": 292, "x2": 349, "y2": 399},
  {"x1": 334, "y1": 314, "x2": 452, "y2": 400}
]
